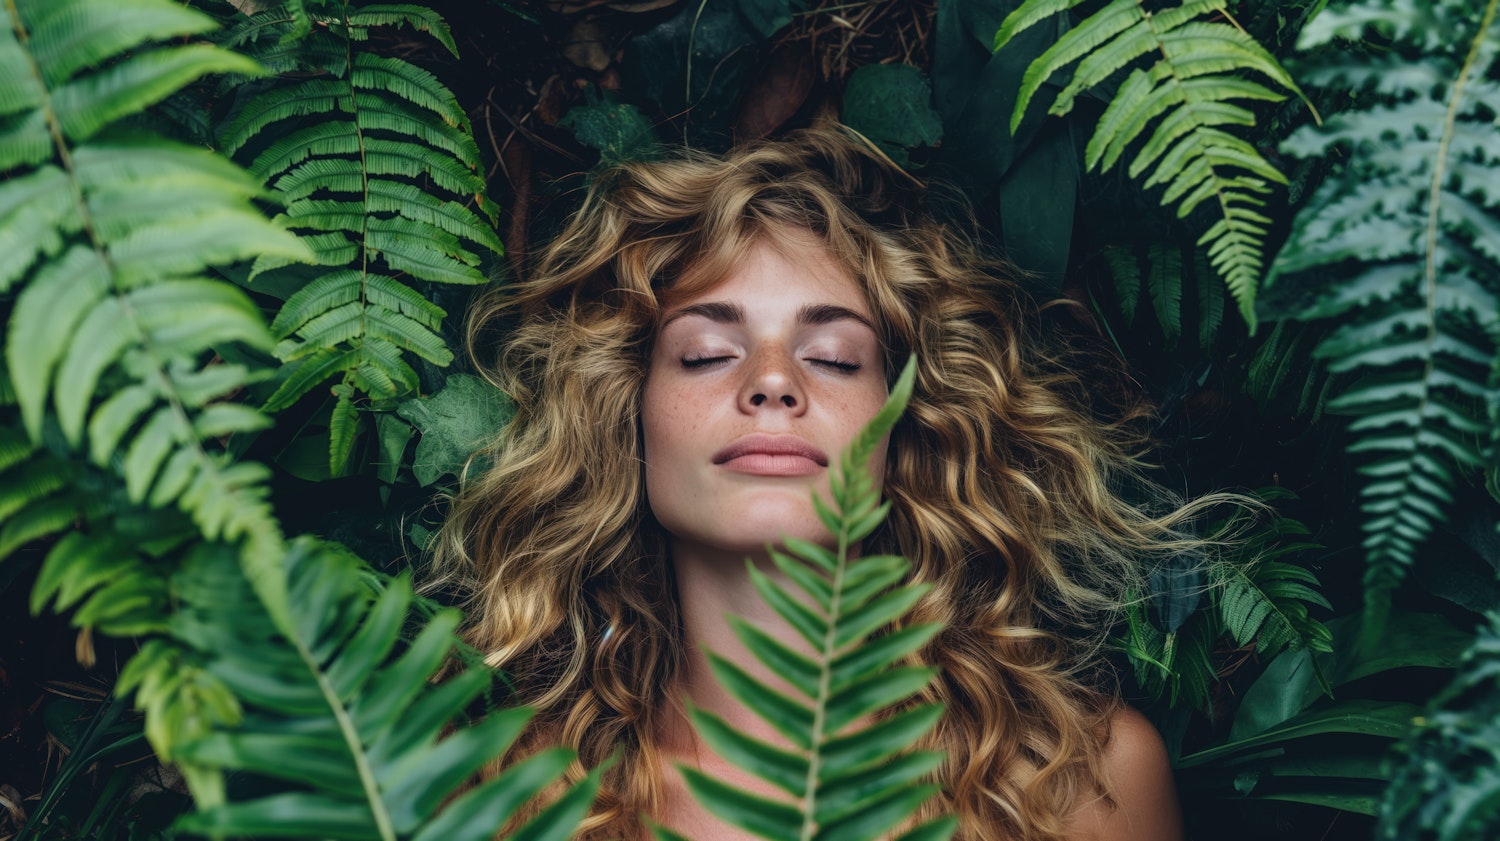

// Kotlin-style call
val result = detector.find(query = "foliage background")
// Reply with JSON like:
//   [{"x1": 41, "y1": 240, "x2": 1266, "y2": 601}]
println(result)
[{"x1": 1, "y1": 0, "x2": 1497, "y2": 840}]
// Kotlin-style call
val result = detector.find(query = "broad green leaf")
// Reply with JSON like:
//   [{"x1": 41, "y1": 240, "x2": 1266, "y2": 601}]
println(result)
[
  {"x1": 1179, "y1": 700, "x2": 1421, "y2": 768},
  {"x1": 395, "y1": 374, "x2": 512, "y2": 486}
]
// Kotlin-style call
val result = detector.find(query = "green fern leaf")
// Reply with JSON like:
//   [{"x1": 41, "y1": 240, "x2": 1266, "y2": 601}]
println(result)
[
  {"x1": 170, "y1": 539, "x2": 596, "y2": 841},
  {"x1": 670, "y1": 356, "x2": 954, "y2": 841},
  {"x1": 1215, "y1": 559, "x2": 1333, "y2": 657},
  {"x1": 351, "y1": 52, "x2": 467, "y2": 128},
  {"x1": 0, "y1": 166, "x2": 78, "y2": 292},
  {"x1": 1101, "y1": 246, "x2": 1142, "y2": 322},
  {"x1": 26, "y1": 0, "x2": 217, "y2": 85},
  {"x1": 1268, "y1": 0, "x2": 1500, "y2": 625},
  {"x1": 342, "y1": 4, "x2": 459, "y2": 58},
  {"x1": 1378, "y1": 611, "x2": 1500, "y2": 840},
  {"x1": 329, "y1": 392, "x2": 359, "y2": 475},
  {"x1": 263, "y1": 347, "x2": 361, "y2": 412},
  {"x1": 1196, "y1": 252, "x2": 1225, "y2": 348},
  {"x1": 219, "y1": 1, "x2": 498, "y2": 468},
  {"x1": 52, "y1": 45, "x2": 263, "y2": 140},
  {"x1": 995, "y1": 0, "x2": 1309, "y2": 330},
  {"x1": 2, "y1": 0, "x2": 319, "y2": 664},
  {"x1": 1146, "y1": 243, "x2": 1184, "y2": 346}
]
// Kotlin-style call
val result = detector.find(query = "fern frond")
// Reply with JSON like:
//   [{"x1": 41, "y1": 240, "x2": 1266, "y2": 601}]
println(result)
[
  {"x1": 2, "y1": 0, "x2": 314, "y2": 651},
  {"x1": 1100, "y1": 242, "x2": 1225, "y2": 348},
  {"x1": 338, "y1": 4, "x2": 459, "y2": 58},
  {"x1": 0, "y1": 426, "x2": 110, "y2": 562},
  {"x1": 1101, "y1": 246, "x2": 1141, "y2": 322},
  {"x1": 1214, "y1": 558, "x2": 1334, "y2": 657},
  {"x1": 1268, "y1": 0, "x2": 1500, "y2": 624},
  {"x1": 667, "y1": 357, "x2": 955, "y2": 841},
  {"x1": 995, "y1": 0, "x2": 1307, "y2": 329},
  {"x1": 1116, "y1": 604, "x2": 1218, "y2": 711},
  {"x1": 218, "y1": 1, "x2": 499, "y2": 469},
  {"x1": 1147, "y1": 242, "x2": 1184, "y2": 345},
  {"x1": 170, "y1": 539, "x2": 599, "y2": 841},
  {"x1": 1378, "y1": 611, "x2": 1500, "y2": 840}
]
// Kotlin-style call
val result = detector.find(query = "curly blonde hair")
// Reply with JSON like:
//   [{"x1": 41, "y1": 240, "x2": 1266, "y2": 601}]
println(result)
[{"x1": 431, "y1": 125, "x2": 1213, "y2": 840}]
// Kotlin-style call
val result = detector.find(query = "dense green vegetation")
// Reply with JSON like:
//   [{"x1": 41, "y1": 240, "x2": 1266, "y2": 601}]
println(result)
[{"x1": 1, "y1": 1, "x2": 1496, "y2": 839}]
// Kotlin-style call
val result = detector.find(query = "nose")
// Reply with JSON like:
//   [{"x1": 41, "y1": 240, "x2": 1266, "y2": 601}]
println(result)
[{"x1": 738, "y1": 349, "x2": 807, "y2": 414}]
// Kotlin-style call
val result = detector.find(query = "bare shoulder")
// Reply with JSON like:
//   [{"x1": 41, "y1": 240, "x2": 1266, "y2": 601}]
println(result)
[{"x1": 1067, "y1": 705, "x2": 1183, "y2": 841}]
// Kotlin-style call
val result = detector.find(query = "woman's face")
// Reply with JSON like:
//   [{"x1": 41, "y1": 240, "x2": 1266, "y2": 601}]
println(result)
[{"x1": 641, "y1": 233, "x2": 890, "y2": 559}]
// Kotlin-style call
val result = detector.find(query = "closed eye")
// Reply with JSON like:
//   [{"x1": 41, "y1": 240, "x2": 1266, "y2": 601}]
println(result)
[
  {"x1": 682, "y1": 355, "x2": 734, "y2": 369},
  {"x1": 810, "y1": 358, "x2": 861, "y2": 373}
]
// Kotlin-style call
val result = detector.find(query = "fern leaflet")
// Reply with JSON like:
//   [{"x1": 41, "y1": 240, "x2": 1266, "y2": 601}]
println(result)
[
  {"x1": 995, "y1": 0, "x2": 1310, "y2": 330},
  {"x1": 1378, "y1": 611, "x2": 1500, "y2": 840}
]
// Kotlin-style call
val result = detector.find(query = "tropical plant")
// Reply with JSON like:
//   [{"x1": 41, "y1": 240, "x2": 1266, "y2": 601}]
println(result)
[
  {"x1": 994, "y1": 0, "x2": 1311, "y2": 329},
  {"x1": 655, "y1": 357, "x2": 956, "y2": 841},
  {"x1": 1, "y1": 0, "x2": 305, "y2": 797},
  {"x1": 1266, "y1": 0, "x2": 1500, "y2": 637},
  {"x1": 164, "y1": 539, "x2": 602, "y2": 841},
  {"x1": 1173, "y1": 609, "x2": 1470, "y2": 819},
  {"x1": 1099, "y1": 241, "x2": 1226, "y2": 350}
]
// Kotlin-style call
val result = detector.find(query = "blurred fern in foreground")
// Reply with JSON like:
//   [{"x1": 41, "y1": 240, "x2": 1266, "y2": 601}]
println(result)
[
  {"x1": 2, "y1": 1, "x2": 594, "y2": 835},
  {"x1": 1268, "y1": 0, "x2": 1500, "y2": 635},
  {"x1": 1379, "y1": 611, "x2": 1500, "y2": 840},
  {"x1": 656, "y1": 356, "x2": 957, "y2": 841},
  {"x1": 171, "y1": 539, "x2": 601, "y2": 841}
]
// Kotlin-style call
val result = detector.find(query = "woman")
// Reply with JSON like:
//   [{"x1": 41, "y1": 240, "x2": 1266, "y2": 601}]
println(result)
[{"x1": 432, "y1": 125, "x2": 1198, "y2": 840}]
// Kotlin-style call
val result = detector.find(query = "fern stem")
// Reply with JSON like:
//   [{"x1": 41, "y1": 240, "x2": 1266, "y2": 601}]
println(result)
[
  {"x1": 280, "y1": 11, "x2": 396, "y2": 838},
  {"x1": 800, "y1": 508, "x2": 848, "y2": 841},
  {"x1": 1217, "y1": 6, "x2": 1320, "y2": 123},
  {"x1": 1425, "y1": 0, "x2": 1496, "y2": 328},
  {"x1": 299, "y1": 634, "x2": 399, "y2": 841},
  {"x1": 341, "y1": 0, "x2": 371, "y2": 400}
]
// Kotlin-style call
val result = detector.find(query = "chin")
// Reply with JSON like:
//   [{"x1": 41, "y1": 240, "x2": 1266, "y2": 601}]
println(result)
[{"x1": 661, "y1": 505, "x2": 838, "y2": 559}]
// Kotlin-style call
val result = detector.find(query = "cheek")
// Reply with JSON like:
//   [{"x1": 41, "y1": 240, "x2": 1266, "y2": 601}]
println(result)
[{"x1": 640, "y1": 377, "x2": 699, "y2": 491}]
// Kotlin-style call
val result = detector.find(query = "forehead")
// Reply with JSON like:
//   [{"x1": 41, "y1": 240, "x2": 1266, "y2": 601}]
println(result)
[{"x1": 658, "y1": 230, "x2": 871, "y2": 318}]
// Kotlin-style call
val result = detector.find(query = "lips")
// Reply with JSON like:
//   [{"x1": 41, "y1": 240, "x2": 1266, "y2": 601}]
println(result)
[{"x1": 713, "y1": 434, "x2": 828, "y2": 476}]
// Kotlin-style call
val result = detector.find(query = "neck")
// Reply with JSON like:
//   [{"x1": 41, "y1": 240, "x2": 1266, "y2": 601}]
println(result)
[{"x1": 663, "y1": 538, "x2": 827, "y2": 754}]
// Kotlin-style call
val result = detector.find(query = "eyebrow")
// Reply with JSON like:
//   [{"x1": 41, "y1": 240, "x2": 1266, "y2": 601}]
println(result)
[{"x1": 660, "y1": 301, "x2": 875, "y2": 331}]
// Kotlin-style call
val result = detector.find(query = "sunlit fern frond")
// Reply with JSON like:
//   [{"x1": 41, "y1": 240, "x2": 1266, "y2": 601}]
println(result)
[
  {"x1": 1268, "y1": 0, "x2": 1500, "y2": 628},
  {"x1": 653, "y1": 357, "x2": 957, "y2": 841},
  {"x1": 167, "y1": 538, "x2": 600, "y2": 841},
  {"x1": 995, "y1": 0, "x2": 1308, "y2": 330},
  {"x1": 218, "y1": 1, "x2": 501, "y2": 474},
  {"x1": 1, "y1": 0, "x2": 312, "y2": 633}
]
